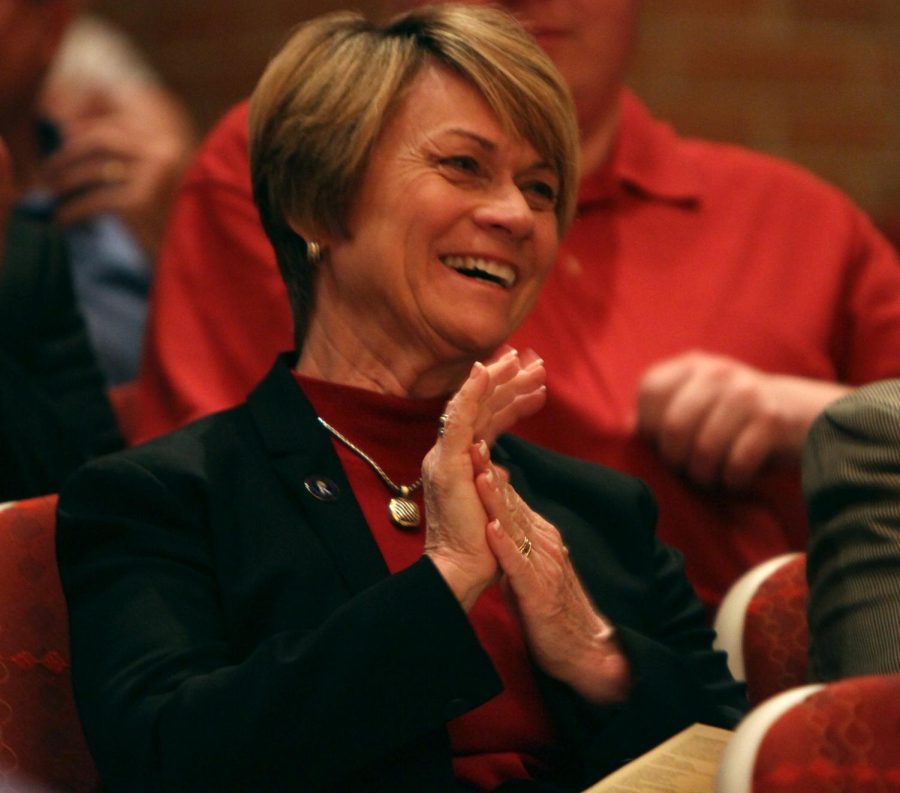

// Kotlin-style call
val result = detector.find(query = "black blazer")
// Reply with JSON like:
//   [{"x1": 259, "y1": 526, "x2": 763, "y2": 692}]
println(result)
[
  {"x1": 57, "y1": 356, "x2": 746, "y2": 793},
  {"x1": 0, "y1": 213, "x2": 122, "y2": 501}
]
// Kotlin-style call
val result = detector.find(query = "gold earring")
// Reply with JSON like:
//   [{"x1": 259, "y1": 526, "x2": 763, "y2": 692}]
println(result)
[{"x1": 306, "y1": 240, "x2": 322, "y2": 265}]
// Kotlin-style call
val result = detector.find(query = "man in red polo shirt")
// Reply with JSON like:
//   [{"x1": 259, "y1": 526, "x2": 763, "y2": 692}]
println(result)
[{"x1": 133, "y1": 0, "x2": 900, "y2": 614}]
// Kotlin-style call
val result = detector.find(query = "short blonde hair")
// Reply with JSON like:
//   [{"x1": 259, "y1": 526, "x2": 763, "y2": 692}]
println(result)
[{"x1": 249, "y1": 3, "x2": 579, "y2": 347}]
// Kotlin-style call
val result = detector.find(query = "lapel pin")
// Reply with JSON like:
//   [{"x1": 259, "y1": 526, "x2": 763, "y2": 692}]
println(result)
[{"x1": 304, "y1": 475, "x2": 340, "y2": 502}]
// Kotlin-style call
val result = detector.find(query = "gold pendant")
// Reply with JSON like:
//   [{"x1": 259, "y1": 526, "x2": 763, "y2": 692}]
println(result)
[{"x1": 389, "y1": 496, "x2": 420, "y2": 530}]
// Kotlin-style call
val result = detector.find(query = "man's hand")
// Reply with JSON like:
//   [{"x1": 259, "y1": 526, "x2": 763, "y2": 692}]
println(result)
[
  {"x1": 41, "y1": 85, "x2": 195, "y2": 260},
  {"x1": 637, "y1": 350, "x2": 851, "y2": 489}
]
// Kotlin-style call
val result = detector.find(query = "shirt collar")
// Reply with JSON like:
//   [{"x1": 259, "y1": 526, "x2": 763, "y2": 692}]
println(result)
[{"x1": 577, "y1": 88, "x2": 704, "y2": 209}]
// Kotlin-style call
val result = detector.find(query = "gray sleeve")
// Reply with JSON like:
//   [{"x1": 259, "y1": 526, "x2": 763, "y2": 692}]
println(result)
[{"x1": 802, "y1": 380, "x2": 900, "y2": 680}]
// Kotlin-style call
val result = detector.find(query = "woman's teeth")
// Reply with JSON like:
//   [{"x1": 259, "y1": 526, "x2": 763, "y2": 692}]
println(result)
[{"x1": 441, "y1": 255, "x2": 516, "y2": 288}]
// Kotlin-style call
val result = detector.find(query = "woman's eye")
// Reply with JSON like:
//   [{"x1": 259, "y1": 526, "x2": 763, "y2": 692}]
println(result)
[
  {"x1": 440, "y1": 155, "x2": 481, "y2": 175},
  {"x1": 521, "y1": 180, "x2": 558, "y2": 211}
]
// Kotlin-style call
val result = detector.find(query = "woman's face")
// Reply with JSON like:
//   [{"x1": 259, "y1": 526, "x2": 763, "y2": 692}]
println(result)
[{"x1": 312, "y1": 64, "x2": 560, "y2": 369}]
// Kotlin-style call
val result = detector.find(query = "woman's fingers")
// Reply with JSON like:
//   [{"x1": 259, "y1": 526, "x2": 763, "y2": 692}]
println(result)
[
  {"x1": 469, "y1": 440, "x2": 490, "y2": 478},
  {"x1": 437, "y1": 361, "x2": 489, "y2": 452},
  {"x1": 486, "y1": 516, "x2": 534, "y2": 580},
  {"x1": 474, "y1": 459, "x2": 523, "y2": 543},
  {"x1": 423, "y1": 363, "x2": 498, "y2": 609},
  {"x1": 479, "y1": 386, "x2": 547, "y2": 445},
  {"x1": 477, "y1": 462, "x2": 632, "y2": 705},
  {"x1": 483, "y1": 356, "x2": 545, "y2": 416},
  {"x1": 471, "y1": 350, "x2": 547, "y2": 445},
  {"x1": 422, "y1": 350, "x2": 547, "y2": 612}
]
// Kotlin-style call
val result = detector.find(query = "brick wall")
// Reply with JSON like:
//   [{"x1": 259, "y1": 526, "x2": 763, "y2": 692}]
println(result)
[
  {"x1": 629, "y1": 0, "x2": 900, "y2": 232},
  {"x1": 92, "y1": 0, "x2": 900, "y2": 231}
]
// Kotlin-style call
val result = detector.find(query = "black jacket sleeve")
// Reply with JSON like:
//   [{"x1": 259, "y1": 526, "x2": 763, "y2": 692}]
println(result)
[
  {"x1": 57, "y1": 446, "x2": 500, "y2": 793},
  {"x1": 0, "y1": 216, "x2": 123, "y2": 500},
  {"x1": 560, "y1": 536, "x2": 747, "y2": 783}
]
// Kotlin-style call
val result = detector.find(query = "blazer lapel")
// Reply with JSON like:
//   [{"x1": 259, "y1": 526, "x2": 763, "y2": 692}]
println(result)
[{"x1": 246, "y1": 355, "x2": 390, "y2": 593}]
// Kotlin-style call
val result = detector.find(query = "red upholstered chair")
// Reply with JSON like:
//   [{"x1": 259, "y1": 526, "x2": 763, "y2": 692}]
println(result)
[
  {"x1": 714, "y1": 553, "x2": 809, "y2": 705},
  {"x1": 0, "y1": 495, "x2": 99, "y2": 792},
  {"x1": 715, "y1": 674, "x2": 900, "y2": 793}
]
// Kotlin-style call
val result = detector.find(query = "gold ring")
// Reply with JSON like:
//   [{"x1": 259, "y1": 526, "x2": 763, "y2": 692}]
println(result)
[
  {"x1": 438, "y1": 413, "x2": 449, "y2": 437},
  {"x1": 101, "y1": 159, "x2": 126, "y2": 184},
  {"x1": 516, "y1": 535, "x2": 532, "y2": 559}
]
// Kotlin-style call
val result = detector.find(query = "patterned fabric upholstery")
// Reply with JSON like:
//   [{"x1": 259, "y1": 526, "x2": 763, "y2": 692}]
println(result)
[
  {"x1": 0, "y1": 495, "x2": 99, "y2": 792},
  {"x1": 752, "y1": 674, "x2": 900, "y2": 792},
  {"x1": 742, "y1": 554, "x2": 809, "y2": 705},
  {"x1": 715, "y1": 553, "x2": 810, "y2": 706}
]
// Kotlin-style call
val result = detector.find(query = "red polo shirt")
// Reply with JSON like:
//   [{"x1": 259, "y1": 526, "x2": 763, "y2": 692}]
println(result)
[{"x1": 134, "y1": 90, "x2": 900, "y2": 612}]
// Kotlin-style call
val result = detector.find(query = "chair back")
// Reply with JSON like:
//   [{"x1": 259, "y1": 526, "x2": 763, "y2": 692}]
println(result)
[
  {"x1": 716, "y1": 674, "x2": 900, "y2": 793},
  {"x1": 715, "y1": 683, "x2": 824, "y2": 793},
  {"x1": 714, "y1": 553, "x2": 809, "y2": 704},
  {"x1": 0, "y1": 495, "x2": 99, "y2": 792}
]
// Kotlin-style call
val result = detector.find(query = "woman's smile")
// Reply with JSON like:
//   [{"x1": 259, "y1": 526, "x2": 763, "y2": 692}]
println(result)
[
  {"x1": 302, "y1": 62, "x2": 560, "y2": 393},
  {"x1": 440, "y1": 255, "x2": 518, "y2": 289}
]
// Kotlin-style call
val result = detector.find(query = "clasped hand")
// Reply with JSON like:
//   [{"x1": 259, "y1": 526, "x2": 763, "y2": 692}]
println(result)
[
  {"x1": 637, "y1": 350, "x2": 851, "y2": 490},
  {"x1": 423, "y1": 348, "x2": 630, "y2": 704}
]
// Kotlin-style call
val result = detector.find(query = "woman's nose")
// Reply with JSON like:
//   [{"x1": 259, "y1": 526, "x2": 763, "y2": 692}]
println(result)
[{"x1": 473, "y1": 182, "x2": 534, "y2": 241}]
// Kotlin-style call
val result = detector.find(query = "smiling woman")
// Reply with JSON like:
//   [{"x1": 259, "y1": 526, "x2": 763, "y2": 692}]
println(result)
[
  {"x1": 249, "y1": 4, "x2": 579, "y2": 371},
  {"x1": 291, "y1": 63, "x2": 563, "y2": 393},
  {"x1": 57, "y1": 5, "x2": 746, "y2": 792}
]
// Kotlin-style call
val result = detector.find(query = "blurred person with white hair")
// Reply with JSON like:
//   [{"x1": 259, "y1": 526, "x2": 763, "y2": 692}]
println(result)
[{"x1": 3, "y1": 1, "x2": 195, "y2": 385}]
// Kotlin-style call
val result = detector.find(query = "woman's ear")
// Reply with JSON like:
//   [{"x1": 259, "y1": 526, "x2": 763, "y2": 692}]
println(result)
[
  {"x1": 287, "y1": 218, "x2": 329, "y2": 264},
  {"x1": 286, "y1": 217, "x2": 314, "y2": 243}
]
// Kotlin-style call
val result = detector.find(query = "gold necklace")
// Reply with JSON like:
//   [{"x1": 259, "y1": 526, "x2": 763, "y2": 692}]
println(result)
[{"x1": 318, "y1": 417, "x2": 423, "y2": 530}]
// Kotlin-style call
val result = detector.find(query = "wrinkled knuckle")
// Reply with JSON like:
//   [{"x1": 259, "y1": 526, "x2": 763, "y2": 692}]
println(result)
[
  {"x1": 682, "y1": 350, "x2": 703, "y2": 368},
  {"x1": 705, "y1": 362, "x2": 737, "y2": 390},
  {"x1": 658, "y1": 431, "x2": 688, "y2": 466},
  {"x1": 758, "y1": 401, "x2": 788, "y2": 430},
  {"x1": 636, "y1": 369, "x2": 663, "y2": 399},
  {"x1": 725, "y1": 456, "x2": 753, "y2": 484},
  {"x1": 544, "y1": 539, "x2": 568, "y2": 566},
  {"x1": 729, "y1": 377, "x2": 762, "y2": 408},
  {"x1": 659, "y1": 412, "x2": 687, "y2": 442},
  {"x1": 684, "y1": 349, "x2": 715, "y2": 371},
  {"x1": 692, "y1": 432, "x2": 722, "y2": 466}
]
